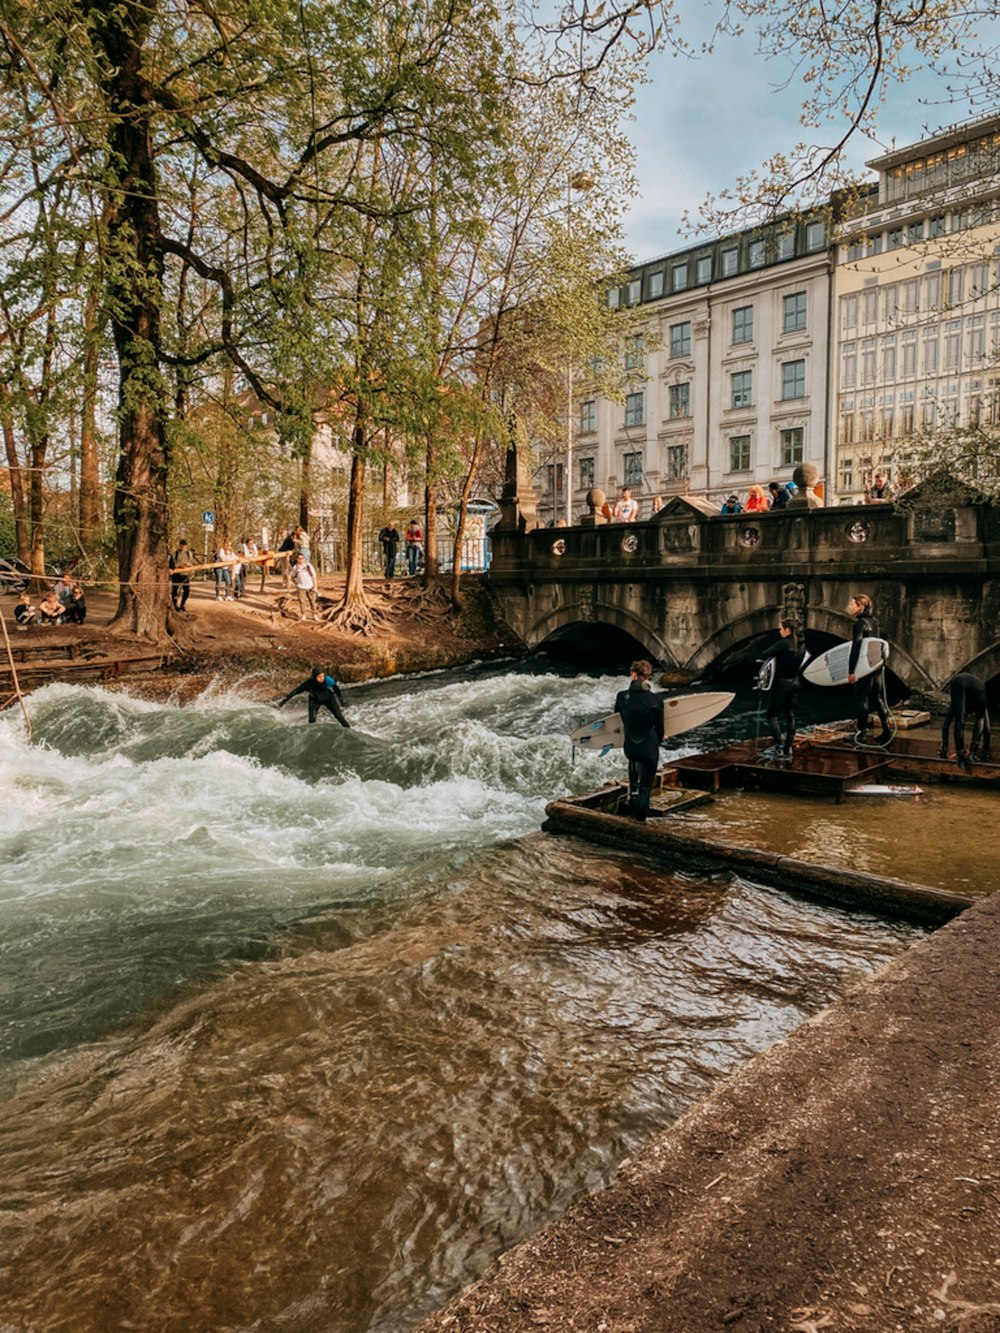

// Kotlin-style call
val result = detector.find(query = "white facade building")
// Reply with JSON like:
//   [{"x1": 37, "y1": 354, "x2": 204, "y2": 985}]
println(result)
[{"x1": 831, "y1": 113, "x2": 1000, "y2": 503}]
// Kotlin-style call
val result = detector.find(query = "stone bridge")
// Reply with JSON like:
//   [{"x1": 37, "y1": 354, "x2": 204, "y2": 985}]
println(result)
[{"x1": 486, "y1": 495, "x2": 1000, "y2": 693}]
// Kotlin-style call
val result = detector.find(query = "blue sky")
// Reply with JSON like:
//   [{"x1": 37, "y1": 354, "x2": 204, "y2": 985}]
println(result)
[{"x1": 622, "y1": 27, "x2": 978, "y2": 261}]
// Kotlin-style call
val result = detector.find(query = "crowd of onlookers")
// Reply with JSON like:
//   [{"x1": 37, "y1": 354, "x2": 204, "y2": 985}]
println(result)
[
  {"x1": 13, "y1": 572, "x2": 87, "y2": 628},
  {"x1": 595, "y1": 472, "x2": 897, "y2": 524}
]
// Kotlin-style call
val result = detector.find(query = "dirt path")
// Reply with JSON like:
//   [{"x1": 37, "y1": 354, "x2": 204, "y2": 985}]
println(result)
[{"x1": 417, "y1": 890, "x2": 1000, "y2": 1333}]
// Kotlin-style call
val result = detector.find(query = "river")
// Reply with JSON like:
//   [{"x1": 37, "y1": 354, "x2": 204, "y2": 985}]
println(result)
[{"x1": 0, "y1": 663, "x2": 938, "y2": 1330}]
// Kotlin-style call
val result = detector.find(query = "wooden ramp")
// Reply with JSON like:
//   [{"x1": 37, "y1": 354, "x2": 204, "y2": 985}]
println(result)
[
  {"x1": 0, "y1": 647, "x2": 172, "y2": 702},
  {"x1": 809, "y1": 728, "x2": 1000, "y2": 786}
]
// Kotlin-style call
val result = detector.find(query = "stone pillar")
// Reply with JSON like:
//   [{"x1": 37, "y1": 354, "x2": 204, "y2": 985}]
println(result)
[
  {"x1": 495, "y1": 441, "x2": 541, "y2": 532},
  {"x1": 578, "y1": 487, "x2": 610, "y2": 528},
  {"x1": 787, "y1": 462, "x2": 824, "y2": 510}
]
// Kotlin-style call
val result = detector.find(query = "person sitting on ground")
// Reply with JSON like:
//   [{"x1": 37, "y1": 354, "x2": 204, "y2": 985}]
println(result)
[
  {"x1": 54, "y1": 571, "x2": 75, "y2": 609},
  {"x1": 613, "y1": 487, "x2": 639, "y2": 522},
  {"x1": 290, "y1": 551, "x2": 320, "y2": 619},
  {"x1": 720, "y1": 494, "x2": 743, "y2": 515},
  {"x1": 865, "y1": 472, "x2": 895, "y2": 503},
  {"x1": 939, "y1": 672, "x2": 991, "y2": 769},
  {"x1": 768, "y1": 481, "x2": 789, "y2": 510},
  {"x1": 13, "y1": 593, "x2": 36, "y2": 626},
  {"x1": 64, "y1": 584, "x2": 87, "y2": 624},
  {"x1": 757, "y1": 618, "x2": 807, "y2": 761},
  {"x1": 846, "y1": 593, "x2": 891, "y2": 745},
  {"x1": 276, "y1": 667, "x2": 350, "y2": 727},
  {"x1": 38, "y1": 590, "x2": 65, "y2": 624},
  {"x1": 613, "y1": 658, "x2": 665, "y2": 822},
  {"x1": 744, "y1": 483, "x2": 770, "y2": 513}
]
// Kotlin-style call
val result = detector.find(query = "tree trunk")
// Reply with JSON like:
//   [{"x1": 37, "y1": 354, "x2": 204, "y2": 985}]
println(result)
[
  {"x1": 79, "y1": 288, "x2": 103, "y2": 551},
  {"x1": 423, "y1": 432, "x2": 438, "y2": 585},
  {"x1": 0, "y1": 390, "x2": 30, "y2": 565},
  {"x1": 344, "y1": 439, "x2": 367, "y2": 606},
  {"x1": 449, "y1": 432, "x2": 485, "y2": 609},
  {"x1": 98, "y1": 1, "x2": 172, "y2": 639}
]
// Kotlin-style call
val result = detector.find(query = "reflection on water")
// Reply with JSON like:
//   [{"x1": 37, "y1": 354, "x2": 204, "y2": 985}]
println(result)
[{"x1": 0, "y1": 670, "x2": 934, "y2": 1331}]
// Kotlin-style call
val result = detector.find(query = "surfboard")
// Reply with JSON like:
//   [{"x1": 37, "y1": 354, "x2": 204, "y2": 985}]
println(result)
[
  {"x1": 802, "y1": 637, "x2": 889, "y2": 687},
  {"x1": 847, "y1": 784, "x2": 923, "y2": 797},
  {"x1": 570, "y1": 691, "x2": 735, "y2": 754}
]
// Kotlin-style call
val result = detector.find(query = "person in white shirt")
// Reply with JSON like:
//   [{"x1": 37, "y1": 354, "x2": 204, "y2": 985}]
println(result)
[
  {"x1": 291, "y1": 552, "x2": 320, "y2": 620},
  {"x1": 614, "y1": 488, "x2": 639, "y2": 522}
]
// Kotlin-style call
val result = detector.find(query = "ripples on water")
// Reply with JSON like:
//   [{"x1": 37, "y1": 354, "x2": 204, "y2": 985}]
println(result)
[{"x1": 0, "y1": 667, "x2": 922, "y2": 1331}]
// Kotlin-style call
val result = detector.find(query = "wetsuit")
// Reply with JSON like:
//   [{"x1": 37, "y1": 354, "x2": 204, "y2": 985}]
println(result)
[
  {"x1": 278, "y1": 674, "x2": 350, "y2": 727},
  {"x1": 614, "y1": 681, "x2": 665, "y2": 821},
  {"x1": 848, "y1": 611, "x2": 890, "y2": 740},
  {"x1": 760, "y1": 637, "x2": 805, "y2": 755},
  {"x1": 940, "y1": 672, "x2": 991, "y2": 763}
]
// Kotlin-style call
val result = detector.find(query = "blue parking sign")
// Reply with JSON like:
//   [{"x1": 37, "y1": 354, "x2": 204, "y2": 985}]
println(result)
[{"x1": 202, "y1": 510, "x2": 215, "y2": 525}]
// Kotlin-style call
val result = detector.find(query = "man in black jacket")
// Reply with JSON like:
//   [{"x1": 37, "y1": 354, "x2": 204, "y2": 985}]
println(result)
[
  {"x1": 939, "y1": 671, "x2": 991, "y2": 768},
  {"x1": 614, "y1": 659, "x2": 665, "y2": 821},
  {"x1": 277, "y1": 668, "x2": 350, "y2": 726}
]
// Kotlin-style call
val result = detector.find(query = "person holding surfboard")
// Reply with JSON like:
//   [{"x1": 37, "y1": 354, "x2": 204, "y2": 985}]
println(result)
[
  {"x1": 613, "y1": 659, "x2": 665, "y2": 821},
  {"x1": 758, "y1": 618, "x2": 806, "y2": 761},
  {"x1": 847, "y1": 594, "x2": 892, "y2": 745}
]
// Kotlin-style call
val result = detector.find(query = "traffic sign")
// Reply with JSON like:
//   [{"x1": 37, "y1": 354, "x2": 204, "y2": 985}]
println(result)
[{"x1": 202, "y1": 509, "x2": 215, "y2": 524}]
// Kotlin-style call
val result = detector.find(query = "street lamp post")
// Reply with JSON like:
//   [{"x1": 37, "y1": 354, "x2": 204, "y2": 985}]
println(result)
[{"x1": 565, "y1": 169, "x2": 595, "y2": 526}]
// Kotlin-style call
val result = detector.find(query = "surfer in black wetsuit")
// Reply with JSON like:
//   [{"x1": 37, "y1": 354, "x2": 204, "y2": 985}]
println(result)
[
  {"x1": 759, "y1": 619, "x2": 806, "y2": 761},
  {"x1": 277, "y1": 668, "x2": 350, "y2": 726},
  {"x1": 939, "y1": 672, "x2": 991, "y2": 769},
  {"x1": 846, "y1": 594, "x2": 891, "y2": 744},
  {"x1": 614, "y1": 659, "x2": 665, "y2": 822}
]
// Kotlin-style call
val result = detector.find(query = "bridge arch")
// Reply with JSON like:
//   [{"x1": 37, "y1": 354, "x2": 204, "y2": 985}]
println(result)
[{"x1": 526, "y1": 602, "x2": 676, "y2": 667}]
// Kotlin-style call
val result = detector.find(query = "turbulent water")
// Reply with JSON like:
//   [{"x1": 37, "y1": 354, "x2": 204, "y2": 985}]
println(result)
[{"x1": 0, "y1": 664, "x2": 926, "y2": 1331}]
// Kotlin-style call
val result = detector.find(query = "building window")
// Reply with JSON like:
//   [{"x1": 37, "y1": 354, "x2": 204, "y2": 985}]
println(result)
[
  {"x1": 783, "y1": 291, "x2": 807, "y2": 333},
  {"x1": 670, "y1": 321, "x2": 691, "y2": 357},
  {"x1": 888, "y1": 227, "x2": 904, "y2": 250},
  {"x1": 580, "y1": 399, "x2": 596, "y2": 433},
  {"x1": 730, "y1": 435, "x2": 751, "y2": 472},
  {"x1": 862, "y1": 338, "x2": 876, "y2": 385},
  {"x1": 579, "y1": 456, "x2": 595, "y2": 490},
  {"x1": 623, "y1": 451, "x2": 644, "y2": 488},
  {"x1": 806, "y1": 220, "x2": 825, "y2": 250},
  {"x1": 863, "y1": 288, "x2": 878, "y2": 325},
  {"x1": 731, "y1": 370, "x2": 753, "y2": 409},
  {"x1": 666, "y1": 444, "x2": 687, "y2": 479},
  {"x1": 781, "y1": 359, "x2": 806, "y2": 400},
  {"x1": 780, "y1": 428, "x2": 804, "y2": 466},
  {"x1": 777, "y1": 231, "x2": 795, "y2": 260},
  {"x1": 882, "y1": 337, "x2": 897, "y2": 381},
  {"x1": 840, "y1": 459, "x2": 854, "y2": 492},
  {"x1": 930, "y1": 214, "x2": 947, "y2": 237},
  {"x1": 842, "y1": 293, "x2": 858, "y2": 331},
  {"x1": 607, "y1": 287, "x2": 620, "y2": 309},
  {"x1": 625, "y1": 334, "x2": 644, "y2": 371},
  {"x1": 696, "y1": 255, "x2": 712, "y2": 283},
  {"x1": 648, "y1": 270, "x2": 664, "y2": 299},
  {"x1": 623, "y1": 279, "x2": 640, "y2": 306},
  {"x1": 748, "y1": 239, "x2": 765, "y2": 268},
  {"x1": 625, "y1": 391, "x2": 644, "y2": 427},
  {"x1": 672, "y1": 262, "x2": 688, "y2": 292},
  {"x1": 722, "y1": 247, "x2": 739, "y2": 277},
  {"x1": 732, "y1": 305, "x2": 753, "y2": 344},
  {"x1": 668, "y1": 382, "x2": 691, "y2": 419},
  {"x1": 842, "y1": 341, "x2": 857, "y2": 390}
]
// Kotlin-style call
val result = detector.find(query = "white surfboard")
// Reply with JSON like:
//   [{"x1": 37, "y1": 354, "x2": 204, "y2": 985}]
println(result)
[
  {"x1": 847, "y1": 784, "x2": 923, "y2": 798},
  {"x1": 802, "y1": 637, "x2": 889, "y2": 687},
  {"x1": 570, "y1": 691, "x2": 735, "y2": 754}
]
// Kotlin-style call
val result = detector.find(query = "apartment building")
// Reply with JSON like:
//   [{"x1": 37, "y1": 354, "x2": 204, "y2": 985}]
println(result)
[
  {"x1": 831, "y1": 113, "x2": 1000, "y2": 502},
  {"x1": 561, "y1": 213, "x2": 833, "y2": 520}
]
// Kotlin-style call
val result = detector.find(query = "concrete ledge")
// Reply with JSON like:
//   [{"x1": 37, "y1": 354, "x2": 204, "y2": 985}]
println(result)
[{"x1": 417, "y1": 891, "x2": 1000, "y2": 1332}]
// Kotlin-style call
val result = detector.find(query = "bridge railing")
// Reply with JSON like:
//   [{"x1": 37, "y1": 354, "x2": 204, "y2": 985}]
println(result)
[{"x1": 489, "y1": 498, "x2": 988, "y2": 578}]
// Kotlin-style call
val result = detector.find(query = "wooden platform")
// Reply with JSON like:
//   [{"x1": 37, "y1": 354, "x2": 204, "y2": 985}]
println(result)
[
  {"x1": 0, "y1": 646, "x2": 172, "y2": 701},
  {"x1": 810, "y1": 728, "x2": 1000, "y2": 785},
  {"x1": 664, "y1": 737, "x2": 890, "y2": 802}
]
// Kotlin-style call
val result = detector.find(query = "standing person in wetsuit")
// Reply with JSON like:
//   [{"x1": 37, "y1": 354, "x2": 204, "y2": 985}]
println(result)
[
  {"x1": 939, "y1": 672, "x2": 991, "y2": 768},
  {"x1": 759, "y1": 618, "x2": 806, "y2": 761},
  {"x1": 276, "y1": 668, "x2": 350, "y2": 727},
  {"x1": 846, "y1": 593, "x2": 891, "y2": 745},
  {"x1": 614, "y1": 659, "x2": 665, "y2": 821}
]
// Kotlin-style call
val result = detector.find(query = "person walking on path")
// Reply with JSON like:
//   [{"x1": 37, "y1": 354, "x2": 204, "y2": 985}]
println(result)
[
  {"x1": 276, "y1": 668, "x2": 350, "y2": 726},
  {"x1": 758, "y1": 618, "x2": 807, "y2": 761},
  {"x1": 379, "y1": 521, "x2": 400, "y2": 579},
  {"x1": 614, "y1": 659, "x2": 665, "y2": 821},
  {"x1": 405, "y1": 519, "x2": 424, "y2": 576},
  {"x1": 847, "y1": 593, "x2": 891, "y2": 745},
  {"x1": 939, "y1": 672, "x2": 991, "y2": 769},
  {"x1": 170, "y1": 540, "x2": 194, "y2": 611},
  {"x1": 290, "y1": 552, "x2": 320, "y2": 620},
  {"x1": 277, "y1": 528, "x2": 295, "y2": 588}
]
